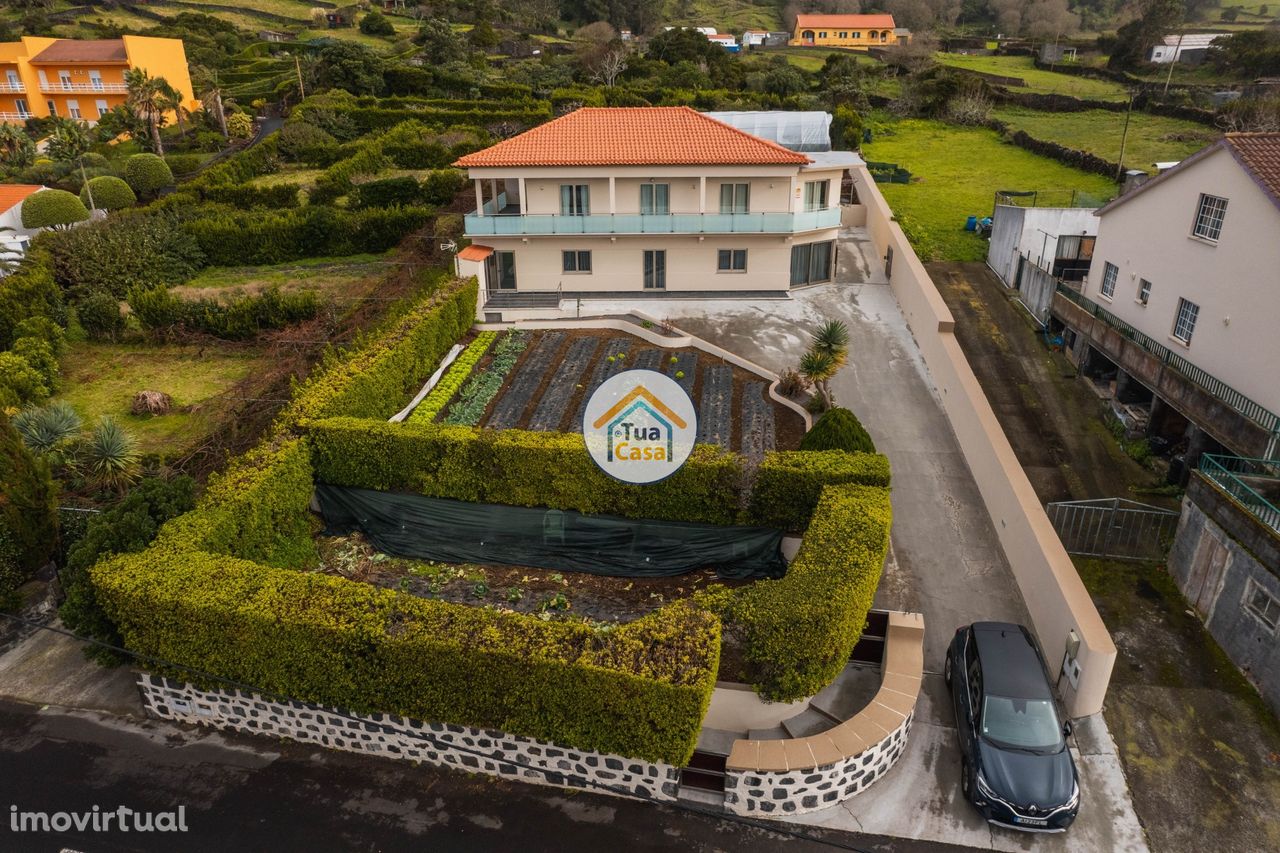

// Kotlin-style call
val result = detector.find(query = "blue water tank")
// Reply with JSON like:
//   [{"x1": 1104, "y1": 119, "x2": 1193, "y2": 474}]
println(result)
[{"x1": 964, "y1": 215, "x2": 978, "y2": 232}]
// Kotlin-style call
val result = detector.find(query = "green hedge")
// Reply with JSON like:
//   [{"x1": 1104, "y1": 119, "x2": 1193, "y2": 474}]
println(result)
[
  {"x1": 748, "y1": 450, "x2": 892, "y2": 531},
  {"x1": 92, "y1": 551, "x2": 718, "y2": 765},
  {"x1": 726, "y1": 483, "x2": 892, "y2": 700},
  {"x1": 306, "y1": 418, "x2": 747, "y2": 526},
  {"x1": 279, "y1": 276, "x2": 477, "y2": 427},
  {"x1": 200, "y1": 182, "x2": 302, "y2": 209},
  {"x1": 153, "y1": 438, "x2": 316, "y2": 568}
]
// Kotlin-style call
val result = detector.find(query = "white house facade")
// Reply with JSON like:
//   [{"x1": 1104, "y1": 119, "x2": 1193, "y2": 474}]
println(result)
[{"x1": 0, "y1": 184, "x2": 46, "y2": 267}]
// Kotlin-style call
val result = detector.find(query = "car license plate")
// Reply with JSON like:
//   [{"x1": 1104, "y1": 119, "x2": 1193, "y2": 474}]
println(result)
[{"x1": 1014, "y1": 816, "x2": 1048, "y2": 827}]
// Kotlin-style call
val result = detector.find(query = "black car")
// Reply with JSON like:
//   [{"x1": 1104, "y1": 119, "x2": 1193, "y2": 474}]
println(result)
[{"x1": 944, "y1": 622, "x2": 1079, "y2": 832}]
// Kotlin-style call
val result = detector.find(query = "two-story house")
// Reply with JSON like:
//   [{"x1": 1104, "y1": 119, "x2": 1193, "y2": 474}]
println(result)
[
  {"x1": 1051, "y1": 132, "x2": 1280, "y2": 463},
  {"x1": 454, "y1": 107, "x2": 854, "y2": 314},
  {"x1": 788, "y1": 15, "x2": 909, "y2": 49},
  {"x1": 0, "y1": 36, "x2": 198, "y2": 125}
]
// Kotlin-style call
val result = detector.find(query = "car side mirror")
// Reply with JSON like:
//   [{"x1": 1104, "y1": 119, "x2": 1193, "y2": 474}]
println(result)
[{"x1": 1063, "y1": 721, "x2": 1074, "y2": 737}]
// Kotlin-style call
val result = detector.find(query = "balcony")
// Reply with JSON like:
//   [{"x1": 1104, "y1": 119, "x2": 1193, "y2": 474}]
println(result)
[
  {"x1": 0, "y1": 111, "x2": 32, "y2": 123},
  {"x1": 41, "y1": 82, "x2": 128, "y2": 94},
  {"x1": 1200, "y1": 455, "x2": 1280, "y2": 534},
  {"x1": 0, "y1": 82, "x2": 24, "y2": 94},
  {"x1": 465, "y1": 206, "x2": 842, "y2": 236}
]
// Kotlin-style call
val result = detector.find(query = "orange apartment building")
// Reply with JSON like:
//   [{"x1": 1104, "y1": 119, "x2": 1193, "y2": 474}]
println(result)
[{"x1": 0, "y1": 36, "x2": 198, "y2": 125}]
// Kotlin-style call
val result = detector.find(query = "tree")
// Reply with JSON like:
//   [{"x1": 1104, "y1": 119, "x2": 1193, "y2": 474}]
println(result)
[
  {"x1": 799, "y1": 349, "x2": 838, "y2": 410},
  {"x1": 0, "y1": 413, "x2": 58, "y2": 602},
  {"x1": 158, "y1": 88, "x2": 189, "y2": 140},
  {"x1": 831, "y1": 104, "x2": 864, "y2": 150},
  {"x1": 125, "y1": 68, "x2": 178, "y2": 155},
  {"x1": 21, "y1": 189, "x2": 89, "y2": 231},
  {"x1": 1109, "y1": 0, "x2": 1183, "y2": 69},
  {"x1": 0, "y1": 124, "x2": 36, "y2": 168},
  {"x1": 200, "y1": 84, "x2": 229, "y2": 138},
  {"x1": 313, "y1": 40, "x2": 386, "y2": 95},
  {"x1": 360, "y1": 9, "x2": 397, "y2": 36},
  {"x1": 587, "y1": 47, "x2": 629, "y2": 87},
  {"x1": 92, "y1": 104, "x2": 147, "y2": 144},
  {"x1": 469, "y1": 19, "x2": 500, "y2": 48},
  {"x1": 799, "y1": 407, "x2": 876, "y2": 453},
  {"x1": 43, "y1": 117, "x2": 93, "y2": 163},
  {"x1": 79, "y1": 176, "x2": 136, "y2": 212},
  {"x1": 416, "y1": 18, "x2": 469, "y2": 64},
  {"x1": 122, "y1": 153, "x2": 175, "y2": 199}
]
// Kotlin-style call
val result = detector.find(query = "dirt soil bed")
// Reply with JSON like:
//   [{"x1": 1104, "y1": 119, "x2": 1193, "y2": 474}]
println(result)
[
  {"x1": 314, "y1": 534, "x2": 747, "y2": 624},
  {"x1": 416, "y1": 328, "x2": 804, "y2": 459}
]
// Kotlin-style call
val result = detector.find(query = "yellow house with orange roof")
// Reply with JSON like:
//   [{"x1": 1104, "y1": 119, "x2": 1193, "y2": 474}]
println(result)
[{"x1": 0, "y1": 36, "x2": 198, "y2": 125}]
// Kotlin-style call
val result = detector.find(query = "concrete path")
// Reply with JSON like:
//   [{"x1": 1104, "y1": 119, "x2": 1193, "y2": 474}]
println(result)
[{"x1": 0, "y1": 622, "x2": 141, "y2": 718}]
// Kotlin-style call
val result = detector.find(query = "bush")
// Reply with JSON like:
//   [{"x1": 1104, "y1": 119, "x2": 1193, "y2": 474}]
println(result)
[
  {"x1": 0, "y1": 414, "x2": 58, "y2": 599},
  {"x1": 800, "y1": 408, "x2": 876, "y2": 454},
  {"x1": 123, "y1": 153, "x2": 175, "y2": 198},
  {"x1": 92, "y1": 549, "x2": 718, "y2": 764},
  {"x1": 200, "y1": 182, "x2": 301, "y2": 208},
  {"x1": 0, "y1": 255, "x2": 62, "y2": 351},
  {"x1": 748, "y1": 450, "x2": 891, "y2": 531},
  {"x1": 308, "y1": 418, "x2": 749, "y2": 526},
  {"x1": 726, "y1": 483, "x2": 892, "y2": 700},
  {"x1": 277, "y1": 122, "x2": 339, "y2": 165},
  {"x1": 59, "y1": 476, "x2": 196, "y2": 663},
  {"x1": 75, "y1": 292, "x2": 125, "y2": 341},
  {"x1": 279, "y1": 276, "x2": 477, "y2": 426},
  {"x1": 79, "y1": 176, "x2": 137, "y2": 211},
  {"x1": 421, "y1": 168, "x2": 468, "y2": 205},
  {"x1": 128, "y1": 284, "x2": 320, "y2": 340},
  {"x1": 226, "y1": 113, "x2": 254, "y2": 140},
  {"x1": 359, "y1": 9, "x2": 396, "y2": 36},
  {"x1": 349, "y1": 175, "x2": 421, "y2": 209},
  {"x1": 163, "y1": 152, "x2": 205, "y2": 177},
  {"x1": 21, "y1": 189, "x2": 90, "y2": 230},
  {"x1": 44, "y1": 212, "x2": 206, "y2": 300},
  {"x1": 0, "y1": 352, "x2": 50, "y2": 408}
]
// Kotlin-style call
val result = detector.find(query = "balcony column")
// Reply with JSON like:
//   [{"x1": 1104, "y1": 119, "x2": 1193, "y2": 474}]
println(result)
[
  {"x1": 489, "y1": 179, "x2": 498, "y2": 210},
  {"x1": 518, "y1": 177, "x2": 527, "y2": 214},
  {"x1": 699, "y1": 176, "x2": 706, "y2": 214},
  {"x1": 608, "y1": 176, "x2": 616, "y2": 215},
  {"x1": 474, "y1": 180, "x2": 484, "y2": 216},
  {"x1": 790, "y1": 176, "x2": 799, "y2": 213}
]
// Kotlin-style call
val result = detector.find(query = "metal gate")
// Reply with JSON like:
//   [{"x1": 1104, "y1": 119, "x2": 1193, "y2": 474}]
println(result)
[{"x1": 1045, "y1": 498, "x2": 1180, "y2": 561}]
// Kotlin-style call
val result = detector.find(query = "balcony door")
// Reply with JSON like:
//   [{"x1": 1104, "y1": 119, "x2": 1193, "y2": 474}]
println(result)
[
  {"x1": 643, "y1": 250, "x2": 666, "y2": 290},
  {"x1": 640, "y1": 183, "x2": 669, "y2": 215},
  {"x1": 485, "y1": 251, "x2": 516, "y2": 291},
  {"x1": 4, "y1": 70, "x2": 19, "y2": 89}
]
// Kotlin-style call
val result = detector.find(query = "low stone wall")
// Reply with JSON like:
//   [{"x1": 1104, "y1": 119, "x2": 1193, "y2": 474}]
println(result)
[
  {"x1": 137, "y1": 675, "x2": 680, "y2": 801},
  {"x1": 723, "y1": 611, "x2": 923, "y2": 816}
]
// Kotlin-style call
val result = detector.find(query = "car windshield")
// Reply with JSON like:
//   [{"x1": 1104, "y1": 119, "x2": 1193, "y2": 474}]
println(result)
[{"x1": 981, "y1": 695, "x2": 1063, "y2": 752}]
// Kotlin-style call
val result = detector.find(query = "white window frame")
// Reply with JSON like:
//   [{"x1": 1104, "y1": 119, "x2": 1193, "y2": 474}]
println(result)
[
  {"x1": 561, "y1": 250, "x2": 591, "y2": 274},
  {"x1": 1099, "y1": 261, "x2": 1118, "y2": 299},
  {"x1": 95, "y1": 99, "x2": 109, "y2": 118},
  {"x1": 1137, "y1": 279, "x2": 1151, "y2": 305},
  {"x1": 803, "y1": 180, "x2": 829, "y2": 212},
  {"x1": 559, "y1": 184, "x2": 589, "y2": 216},
  {"x1": 14, "y1": 98, "x2": 29, "y2": 117},
  {"x1": 89, "y1": 70, "x2": 103, "y2": 90},
  {"x1": 1191, "y1": 193, "x2": 1227, "y2": 242},
  {"x1": 717, "y1": 249, "x2": 747, "y2": 273},
  {"x1": 66, "y1": 99, "x2": 81, "y2": 120},
  {"x1": 1172, "y1": 297, "x2": 1199, "y2": 344},
  {"x1": 1243, "y1": 578, "x2": 1280, "y2": 631},
  {"x1": 58, "y1": 70, "x2": 72, "y2": 89},
  {"x1": 719, "y1": 183, "x2": 749, "y2": 214},
  {"x1": 640, "y1": 183, "x2": 669, "y2": 215}
]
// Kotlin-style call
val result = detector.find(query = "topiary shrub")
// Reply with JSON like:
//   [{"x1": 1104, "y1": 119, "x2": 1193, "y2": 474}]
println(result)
[
  {"x1": 800, "y1": 407, "x2": 876, "y2": 454},
  {"x1": 20, "y1": 189, "x2": 90, "y2": 230},
  {"x1": 163, "y1": 152, "x2": 205, "y2": 177},
  {"x1": 0, "y1": 414, "x2": 58, "y2": 602},
  {"x1": 79, "y1": 175, "x2": 137, "y2": 211},
  {"x1": 123, "y1": 153, "x2": 175, "y2": 199},
  {"x1": 277, "y1": 121, "x2": 339, "y2": 165},
  {"x1": 349, "y1": 175, "x2": 422, "y2": 209}
]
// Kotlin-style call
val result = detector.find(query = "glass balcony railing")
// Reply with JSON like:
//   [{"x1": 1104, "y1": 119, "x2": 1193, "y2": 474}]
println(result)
[{"x1": 464, "y1": 206, "x2": 841, "y2": 236}]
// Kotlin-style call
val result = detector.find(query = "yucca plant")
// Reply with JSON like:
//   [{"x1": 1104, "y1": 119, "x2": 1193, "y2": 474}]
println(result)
[
  {"x1": 82, "y1": 416, "x2": 140, "y2": 493},
  {"x1": 799, "y1": 349, "x2": 838, "y2": 411},
  {"x1": 13, "y1": 400, "x2": 82, "y2": 459},
  {"x1": 810, "y1": 319, "x2": 850, "y2": 368}
]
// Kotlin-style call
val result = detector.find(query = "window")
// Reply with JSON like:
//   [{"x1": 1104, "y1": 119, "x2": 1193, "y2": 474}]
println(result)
[
  {"x1": 643, "y1": 250, "x2": 666, "y2": 289},
  {"x1": 1192, "y1": 193, "x2": 1227, "y2": 242},
  {"x1": 1052, "y1": 234, "x2": 1095, "y2": 282},
  {"x1": 559, "y1": 184, "x2": 589, "y2": 216},
  {"x1": 67, "y1": 99, "x2": 81, "y2": 120},
  {"x1": 640, "y1": 183, "x2": 669, "y2": 215},
  {"x1": 819, "y1": 31, "x2": 827, "y2": 38},
  {"x1": 853, "y1": 31, "x2": 862, "y2": 39},
  {"x1": 89, "y1": 70, "x2": 103, "y2": 90},
  {"x1": 486, "y1": 251, "x2": 516, "y2": 291},
  {"x1": 1244, "y1": 579, "x2": 1280, "y2": 630},
  {"x1": 561, "y1": 250, "x2": 591, "y2": 273},
  {"x1": 717, "y1": 249, "x2": 747, "y2": 272},
  {"x1": 4, "y1": 70, "x2": 18, "y2": 88},
  {"x1": 1138, "y1": 279, "x2": 1151, "y2": 305},
  {"x1": 58, "y1": 71, "x2": 71, "y2": 89},
  {"x1": 1099, "y1": 261, "x2": 1118, "y2": 299},
  {"x1": 803, "y1": 180, "x2": 829, "y2": 212},
  {"x1": 45, "y1": 100, "x2": 56, "y2": 116},
  {"x1": 839, "y1": 31, "x2": 848, "y2": 38},
  {"x1": 719, "y1": 183, "x2": 749, "y2": 214},
  {"x1": 790, "y1": 241, "x2": 833, "y2": 286},
  {"x1": 95, "y1": 99, "x2": 108, "y2": 118},
  {"x1": 14, "y1": 98, "x2": 29, "y2": 117},
  {"x1": 1172, "y1": 298, "x2": 1199, "y2": 343}
]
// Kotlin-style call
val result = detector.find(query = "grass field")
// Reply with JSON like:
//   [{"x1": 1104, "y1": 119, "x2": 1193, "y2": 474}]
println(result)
[
  {"x1": 992, "y1": 106, "x2": 1219, "y2": 171},
  {"x1": 935, "y1": 53, "x2": 1131, "y2": 101},
  {"x1": 171, "y1": 254, "x2": 390, "y2": 302},
  {"x1": 772, "y1": 46, "x2": 856, "y2": 71},
  {"x1": 864, "y1": 117, "x2": 1118, "y2": 262},
  {"x1": 55, "y1": 342, "x2": 264, "y2": 457},
  {"x1": 662, "y1": 0, "x2": 783, "y2": 32}
]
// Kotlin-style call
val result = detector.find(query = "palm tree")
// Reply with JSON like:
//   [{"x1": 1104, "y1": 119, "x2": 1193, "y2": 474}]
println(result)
[
  {"x1": 0, "y1": 226, "x2": 21, "y2": 276},
  {"x1": 125, "y1": 68, "x2": 175, "y2": 156},
  {"x1": 200, "y1": 84, "x2": 228, "y2": 138},
  {"x1": 799, "y1": 349, "x2": 838, "y2": 411},
  {"x1": 159, "y1": 89, "x2": 189, "y2": 140},
  {"x1": 0, "y1": 124, "x2": 35, "y2": 168}
]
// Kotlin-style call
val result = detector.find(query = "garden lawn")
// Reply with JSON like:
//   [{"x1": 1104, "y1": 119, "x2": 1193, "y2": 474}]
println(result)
[
  {"x1": 934, "y1": 53, "x2": 1130, "y2": 101},
  {"x1": 55, "y1": 342, "x2": 264, "y2": 457},
  {"x1": 247, "y1": 166, "x2": 325, "y2": 189},
  {"x1": 993, "y1": 106, "x2": 1220, "y2": 171},
  {"x1": 170, "y1": 253, "x2": 390, "y2": 302},
  {"x1": 863, "y1": 117, "x2": 1118, "y2": 262}
]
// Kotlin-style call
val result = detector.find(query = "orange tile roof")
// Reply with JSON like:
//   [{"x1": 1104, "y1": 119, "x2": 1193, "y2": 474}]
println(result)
[
  {"x1": 29, "y1": 39, "x2": 128, "y2": 64},
  {"x1": 454, "y1": 107, "x2": 811, "y2": 168},
  {"x1": 0, "y1": 184, "x2": 43, "y2": 214},
  {"x1": 794, "y1": 14, "x2": 897, "y2": 29},
  {"x1": 1223, "y1": 132, "x2": 1280, "y2": 209},
  {"x1": 457, "y1": 244, "x2": 494, "y2": 261}
]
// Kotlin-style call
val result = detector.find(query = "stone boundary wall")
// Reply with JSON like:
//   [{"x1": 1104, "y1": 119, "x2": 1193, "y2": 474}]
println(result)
[
  {"x1": 137, "y1": 675, "x2": 680, "y2": 801},
  {"x1": 724, "y1": 710, "x2": 912, "y2": 816},
  {"x1": 853, "y1": 163, "x2": 1117, "y2": 718}
]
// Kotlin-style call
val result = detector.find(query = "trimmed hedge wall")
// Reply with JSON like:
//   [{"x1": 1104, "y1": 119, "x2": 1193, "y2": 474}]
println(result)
[
  {"x1": 726, "y1": 483, "x2": 893, "y2": 701},
  {"x1": 91, "y1": 552, "x2": 719, "y2": 765},
  {"x1": 307, "y1": 418, "x2": 747, "y2": 527},
  {"x1": 279, "y1": 276, "x2": 477, "y2": 427},
  {"x1": 749, "y1": 450, "x2": 892, "y2": 531}
]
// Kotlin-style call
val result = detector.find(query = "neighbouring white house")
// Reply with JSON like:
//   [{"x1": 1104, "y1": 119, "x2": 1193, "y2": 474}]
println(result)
[
  {"x1": 0, "y1": 183, "x2": 46, "y2": 267},
  {"x1": 454, "y1": 107, "x2": 858, "y2": 317},
  {"x1": 1148, "y1": 33, "x2": 1227, "y2": 64},
  {"x1": 986, "y1": 199, "x2": 1099, "y2": 323}
]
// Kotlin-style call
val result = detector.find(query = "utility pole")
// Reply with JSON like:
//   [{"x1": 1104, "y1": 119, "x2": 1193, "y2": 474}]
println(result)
[
  {"x1": 1162, "y1": 31, "x2": 1185, "y2": 97},
  {"x1": 295, "y1": 55, "x2": 306, "y2": 100},
  {"x1": 79, "y1": 157, "x2": 96, "y2": 213},
  {"x1": 1116, "y1": 92, "x2": 1134, "y2": 183}
]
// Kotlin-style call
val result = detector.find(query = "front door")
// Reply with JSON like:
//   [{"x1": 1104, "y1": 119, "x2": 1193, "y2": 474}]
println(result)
[{"x1": 485, "y1": 251, "x2": 516, "y2": 291}]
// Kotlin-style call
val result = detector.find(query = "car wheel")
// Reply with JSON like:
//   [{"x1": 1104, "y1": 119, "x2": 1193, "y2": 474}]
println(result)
[
  {"x1": 960, "y1": 759, "x2": 972, "y2": 800},
  {"x1": 943, "y1": 653, "x2": 952, "y2": 688}
]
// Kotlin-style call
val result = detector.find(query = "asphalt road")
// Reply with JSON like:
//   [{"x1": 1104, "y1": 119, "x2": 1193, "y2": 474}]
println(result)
[{"x1": 0, "y1": 700, "x2": 980, "y2": 853}]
